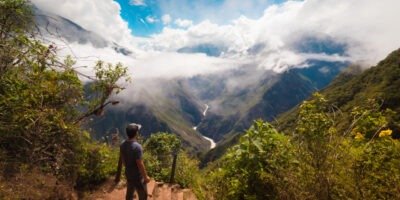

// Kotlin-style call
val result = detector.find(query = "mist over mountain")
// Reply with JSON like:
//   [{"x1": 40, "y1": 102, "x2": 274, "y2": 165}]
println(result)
[
  {"x1": 34, "y1": 7, "x2": 134, "y2": 56},
  {"x1": 31, "y1": 3, "x2": 392, "y2": 156},
  {"x1": 177, "y1": 43, "x2": 227, "y2": 57},
  {"x1": 199, "y1": 61, "x2": 347, "y2": 162},
  {"x1": 89, "y1": 79, "x2": 210, "y2": 153}
]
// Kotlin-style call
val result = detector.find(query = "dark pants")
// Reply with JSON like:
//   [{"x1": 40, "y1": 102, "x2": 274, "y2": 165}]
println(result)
[{"x1": 126, "y1": 179, "x2": 147, "y2": 200}]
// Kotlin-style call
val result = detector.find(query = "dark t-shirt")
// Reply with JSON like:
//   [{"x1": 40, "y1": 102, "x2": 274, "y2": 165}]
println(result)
[{"x1": 120, "y1": 140, "x2": 143, "y2": 181}]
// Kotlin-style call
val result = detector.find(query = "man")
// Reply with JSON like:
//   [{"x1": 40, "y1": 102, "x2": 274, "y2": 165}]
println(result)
[{"x1": 115, "y1": 123, "x2": 151, "y2": 200}]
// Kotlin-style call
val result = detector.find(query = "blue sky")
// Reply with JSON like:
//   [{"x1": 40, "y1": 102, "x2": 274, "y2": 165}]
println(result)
[
  {"x1": 115, "y1": 0, "x2": 286, "y2": 37},
  {"x1": 116, "y1": 0, "x2": 162, "y2": 36}
]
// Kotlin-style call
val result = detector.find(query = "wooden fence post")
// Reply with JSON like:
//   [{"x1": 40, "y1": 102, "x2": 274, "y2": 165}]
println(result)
[{"x1": 169, "y1": 149, "x2": 178, "y2": 184}]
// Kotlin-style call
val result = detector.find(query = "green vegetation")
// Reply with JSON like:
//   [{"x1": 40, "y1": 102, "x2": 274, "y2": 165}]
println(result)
[
  {"x1": 143, "y1": 133, "x2": 204, "y2": 194},
  {"x1": 144, "y1": 132, "x2": 181, "y2": 182},
  {"x1": 0, "y1": 0, "x2": 128, "y2": 197},
  {"x1": 76, "y1": 134, "x2": 119, "y2": 189},
  {"x1": 204, "y1": 93, "x2": 400, "y2": 199},
  {"x1": 206, "y1": 120, "x2": 298, "y2": 199}
]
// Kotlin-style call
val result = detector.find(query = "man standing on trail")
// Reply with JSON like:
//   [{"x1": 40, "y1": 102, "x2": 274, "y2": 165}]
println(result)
[{"x1": 115, "y1": 123, "x2": 151, "y2": 200}]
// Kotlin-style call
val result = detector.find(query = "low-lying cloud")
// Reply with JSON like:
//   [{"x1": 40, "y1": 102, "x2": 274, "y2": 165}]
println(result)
[
  {"x1": 142, "y1": 0, "x2": 400, "y2": 69},
  {"x1": 33, "y1": 0, "x2": 400, "y2": 80},
  {"x1": 54, "y1": 41, "x2": 241, "y2": 80}
]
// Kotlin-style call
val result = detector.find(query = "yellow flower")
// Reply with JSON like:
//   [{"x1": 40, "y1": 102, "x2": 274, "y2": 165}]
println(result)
[
  {"x1": 378, "y1": 129, "x2": 392, "y2": 138},
  {"x1": 354, "y1": 132, "x2": 364, "y2": 140}
]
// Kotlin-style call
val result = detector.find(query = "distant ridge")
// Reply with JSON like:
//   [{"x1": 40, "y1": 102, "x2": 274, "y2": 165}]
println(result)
[{"x1": 276, "y1": 48, "x2": 400, "y2": 138}]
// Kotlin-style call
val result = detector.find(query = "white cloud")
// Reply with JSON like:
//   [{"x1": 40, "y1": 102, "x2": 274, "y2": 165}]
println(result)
[
  {"x1": 31, "y1": 0, "x2": 135, "y2": 44},
  {"x1": 32, "y1": 0, "x2": 400, "y2": 76},
  {"x1": 143, "y1": 0, "x2": 400, "y2": 71},
  {"x1": 174, "y1": 18, "x2": 193, "y2": 28},
  {"x1": 161, "y1": 14, "x2": 172, "y2": 25},
  {"x1": 129, "y1": 0, "x2": 146, "y2": 6},
  {"x1": 140, "y1": 20, "x2": 249, "y2": 54},
  {"x1": 145, "y1": 16, "x2": 158, "y2": 24},
  {"x1": 53, "y1": 41, "x2": 240, "y2": 80}
]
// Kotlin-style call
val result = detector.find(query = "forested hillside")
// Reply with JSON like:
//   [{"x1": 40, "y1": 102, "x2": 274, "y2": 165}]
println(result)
[
  {"x1": 197, "y1": 49, "x2": 400, "y2": 199},
  {"x1": 276, "y1": 48, "x2": 400, "y2": 138}
]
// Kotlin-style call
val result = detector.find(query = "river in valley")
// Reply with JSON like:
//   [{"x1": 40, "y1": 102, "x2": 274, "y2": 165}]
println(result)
[{"x1": 193, "y1": 104, "x2": 216, "y2": 149}]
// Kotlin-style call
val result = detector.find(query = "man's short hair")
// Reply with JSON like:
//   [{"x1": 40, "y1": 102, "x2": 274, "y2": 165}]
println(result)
[{"x1": 126, "y1": 123, "x2": 142, "y2": 139}]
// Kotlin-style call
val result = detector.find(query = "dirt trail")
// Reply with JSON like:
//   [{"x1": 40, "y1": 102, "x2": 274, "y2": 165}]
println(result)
[{"x1": 93, "y1": 179, "x2": 197, "y2": 200}]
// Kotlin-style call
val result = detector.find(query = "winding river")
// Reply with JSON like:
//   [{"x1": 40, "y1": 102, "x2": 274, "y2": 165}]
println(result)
[{"x1": 193, "y1": 104, "x2": 216, "y2": 149}]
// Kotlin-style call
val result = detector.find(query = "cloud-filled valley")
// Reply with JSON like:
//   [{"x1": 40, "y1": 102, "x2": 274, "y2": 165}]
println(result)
[{"x1": 27, "y1": 0, "x2": 400, "y2": 157}]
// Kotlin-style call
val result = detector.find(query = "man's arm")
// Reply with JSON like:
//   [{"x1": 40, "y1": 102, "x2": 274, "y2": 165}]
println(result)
[
  {"x1": 115, "y1": 151, "x2": 123, "y2": 183},
  {"x1": 136, "y1": 159, "x2": 150, "y2": 183}
]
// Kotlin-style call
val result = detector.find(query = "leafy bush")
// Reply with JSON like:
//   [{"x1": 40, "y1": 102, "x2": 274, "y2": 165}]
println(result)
[
  {"x1": 144, "y1": 132, "x2": 181, "y2": 182},
  {"x1": 295, "y1": 93, "x2": 344, "y2": 199},
  {"x1": 143, "y1": 132, "x2": 203, "y2": 190},
  {"x1": 208, "y1": 120, "x2": 299, "y2": 200},
  {"x1": 0, "y1": 0, "x2": 129, "y2": 193},
  {"x1": 207, "y1": 93, "x2": 400, "y2": 200},
  {"x1": 76, "y1": 133, "x2": 119, "y2": 188},
  {"x1": 351, "y1": 135, "x2": 400, "y2": 199}
]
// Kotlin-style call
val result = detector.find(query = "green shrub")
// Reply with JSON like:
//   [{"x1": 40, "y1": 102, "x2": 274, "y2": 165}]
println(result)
[
  {"x1": 206, "y1": 94, "x2": 400, "y2": 200},
  {"x1": 143, "y1": 132, "x2": 203, "y2": 191},
  {"x1": 143, "y1": 132, "x2": 181, "y2": 182},
  {"x1": 352, "y1": 131, "x2": 400, "y2": 199},
  {"x1": 208, "y1": 120, "x2": 299, "y2": 200},
  {"x1": 76, "y1": 135, "x2": 119, "y2": 188},
  {"x1": 0, "y1": 0, "x2": 129, "y2": 192}
]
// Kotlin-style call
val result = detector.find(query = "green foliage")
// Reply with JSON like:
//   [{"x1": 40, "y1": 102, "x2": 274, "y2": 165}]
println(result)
[
  {"x1": 0, "y1": 36, "x2": 126, "y2": 181},
  {"x1": 207, "y1": 93, "x2": 400, "y2": 200},
  {"x1": 0, "y1": 0, "x2": 130, "y2": 192},
  {"x1": 0, "y1": 40, "x2": 84, "y2": 180},
  {"x1": 76, "y1": 136, "x2": 119, "y2": 188},
  {"x1": 208, "y1": 120, "x2": 298, "y2": 200},
  {"x1": 145, "y1": 132, "x2": 181, "y2": 155},
  {"x1": 143, "y1": 132, "x2": 203, "y2": 190},
  {"x1": 175, "y1": 152, "x2": 201, "y2": 188},
  {"x1": 143, "y1": 132, "x2": 181, "y2": 181},
  {"x1": 352, "y1": 136, "x2": 400, "y2": 199},
  {"x1": 296, "y1": 93, "x2": 342, "y2": 199},
  {"x1": 297, "y1": 93, "x2": 335, "y2": 139},
  {"x1": 349, "y1": 100, "x2": 400, "y2": 198},
  {"x1": 0, "y1": 0, "x2": 32, "y2": 33},
  {"x1": 350, "y1": 99, "x2": 395, "y2": 139},
  {"x1": 88, "y1": 61, "x2": 130, "y2": 112},
  {"x1": 0, "y1": 0, "x2": 34, "y2": 74}
]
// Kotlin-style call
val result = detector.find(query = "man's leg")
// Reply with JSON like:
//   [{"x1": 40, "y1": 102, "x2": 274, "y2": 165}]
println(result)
[
  {"x1": 126, "y1": 181, "x2": 135, "y2": 200},
  {"x1": 134, "y1": 180, "x2": 148, "y2": 200}
]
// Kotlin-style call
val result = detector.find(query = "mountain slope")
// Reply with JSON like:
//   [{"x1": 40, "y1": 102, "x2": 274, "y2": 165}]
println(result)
[
  {"x1": 34, "y1": 7, "x2": 133, "y2": 55},
  {"x1": 199, "y1": 61, "x2": 347, "y2": 163},
  {"x1": 33, "y1": 7, "x2": 210, "y2": 153},
  {"x1": 276, "y1": 48, "x2": 400, "y2": 138},
  {"x1": 89, "y1": 79, "x2": 210, "y2": 153}
]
